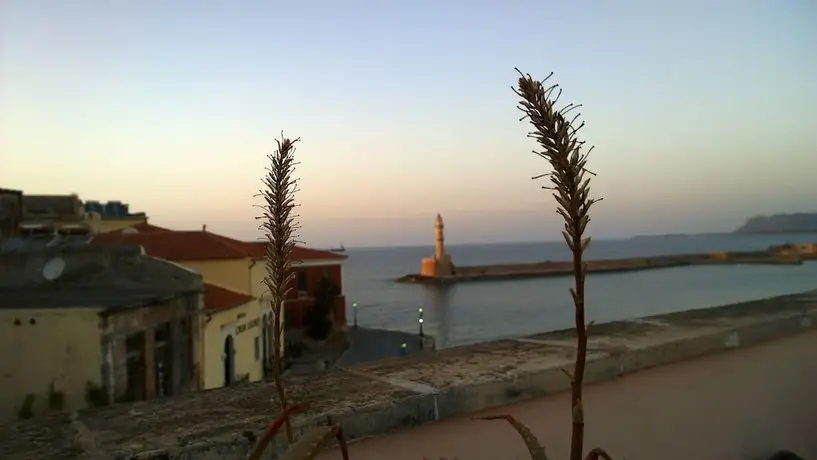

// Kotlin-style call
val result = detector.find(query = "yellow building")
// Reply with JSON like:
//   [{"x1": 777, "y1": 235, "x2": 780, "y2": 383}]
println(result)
[
  {"x1": 0, "y1": 308, "x2": 102, "y2": 421},
  {"x1": 92, "y1": 227, "x2": 283, "y2": 390},
  {"x1": 92, "y1": 226, "x2": 349, "y2": 389},
  {"x1": 200, "y1": 284, "x2": 270, "y2": 389},
  {"x1": 0, "y1": 242, "x2": 203, "y2": 423},
  {"x1": 93, "y1": 214, "x2": 148, "y2": 233}
]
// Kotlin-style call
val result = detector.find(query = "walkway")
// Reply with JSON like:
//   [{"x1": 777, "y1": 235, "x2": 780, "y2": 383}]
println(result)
[
  {"x1": 318, "y1": 330, "x2": 817, "y2": 460},
  {"x1": 335, "y1": 326, "x2": 426, "y2": 367}
]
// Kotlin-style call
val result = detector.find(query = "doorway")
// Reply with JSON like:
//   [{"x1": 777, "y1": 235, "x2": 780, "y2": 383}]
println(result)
[{"x1": 223, "y1": 335, "x2": 235, "y2": 386}]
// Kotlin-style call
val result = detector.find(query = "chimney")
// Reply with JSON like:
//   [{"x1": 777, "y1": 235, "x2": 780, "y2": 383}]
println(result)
[{"x1": 202, "y1": 224, "x2": 207, "y2": 232}]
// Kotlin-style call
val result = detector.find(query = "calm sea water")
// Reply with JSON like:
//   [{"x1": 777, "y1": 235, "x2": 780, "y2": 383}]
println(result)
[{"x1": 341, "y1": 234, "x2": 817, "y2": 348}]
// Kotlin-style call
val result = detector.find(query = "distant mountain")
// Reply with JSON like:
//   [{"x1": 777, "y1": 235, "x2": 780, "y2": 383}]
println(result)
[{"x1": 734, "y1": 213, "x2": 817, "y2": 234}]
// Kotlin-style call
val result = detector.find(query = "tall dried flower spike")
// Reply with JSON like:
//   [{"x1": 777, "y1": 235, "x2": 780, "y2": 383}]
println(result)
[
  {"x1": 513, "y1": 69, "x2": 608, "y2": 460},
  {"x1": 257, "y1": 133, "x2": 302, "y2": 443}
]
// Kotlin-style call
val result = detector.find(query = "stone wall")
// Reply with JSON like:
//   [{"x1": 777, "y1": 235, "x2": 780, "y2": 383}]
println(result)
[
  {"x1": 5, "y1": 291, "x2": 817, "y2": 459},
  {"x1": 100, "y1": 293, "x2": 201, "y2": 403}
]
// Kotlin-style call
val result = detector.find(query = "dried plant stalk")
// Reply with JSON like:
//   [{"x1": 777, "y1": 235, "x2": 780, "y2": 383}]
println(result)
[
  {"x1": 478, "y1": 415, "x2": 548, "y2": 460},
  {"x1": 246, "y1": 404, "x2": 307, "y2": 460},
  {"x1": 258, "y1": 134, "x2": 302, "y2": 443},
  {"x1": 513, "y1": 69, "x2": 606, "y2": 460}
]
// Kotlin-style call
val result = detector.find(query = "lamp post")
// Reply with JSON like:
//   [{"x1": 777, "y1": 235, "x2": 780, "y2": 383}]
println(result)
[
  {"x1": 418, "y1": 307, "x2": 425, "y2": 350},
  {"x1": 401, "y1": 342, "x2": 407, "y2": 356},
  {"x1": 353, "y1": 302, "x2": 358, "y2": 328}
]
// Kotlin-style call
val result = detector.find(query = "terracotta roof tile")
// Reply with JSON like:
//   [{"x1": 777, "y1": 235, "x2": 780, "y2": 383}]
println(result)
[
  {"x1": 203, "y1": 283, "x2": 255, "y2": 312},
  {"x1": 91, "y1": 231, "x2": 248, "y2": 261},
  {"x1": 243, "y1": 241, "x2": 347, "y2": 261},
  {"x1": 92, "y1": 227, "x2": 345, "y2": 262}
]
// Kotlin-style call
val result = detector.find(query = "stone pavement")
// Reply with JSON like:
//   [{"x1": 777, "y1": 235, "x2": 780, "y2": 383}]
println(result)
[{"x1": 335, "y1": 326, "x2": 428, "y2": 367}]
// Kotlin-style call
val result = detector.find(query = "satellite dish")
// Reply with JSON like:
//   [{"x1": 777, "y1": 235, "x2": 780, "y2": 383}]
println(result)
[{"x1": 42, "y1": 257, "x2": 66, "y2": 281}]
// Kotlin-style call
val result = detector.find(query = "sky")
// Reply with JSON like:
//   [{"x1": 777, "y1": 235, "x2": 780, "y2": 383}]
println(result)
[{"x1": 1, "y1": 1, "x2": 815, "y2": 248}]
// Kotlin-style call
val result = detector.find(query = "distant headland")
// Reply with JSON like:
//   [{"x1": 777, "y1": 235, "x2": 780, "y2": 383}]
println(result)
[
  {"x1": 396, "y1": 214, "x2": 817, "y2": 285},
  {"x1": 733, "y1": 212, "x2": 817, "y2": 235}
]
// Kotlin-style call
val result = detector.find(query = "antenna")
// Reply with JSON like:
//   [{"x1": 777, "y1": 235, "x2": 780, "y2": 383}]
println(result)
[{"x1": 42, "y1": 257, "x2": 66, "y2": 281}]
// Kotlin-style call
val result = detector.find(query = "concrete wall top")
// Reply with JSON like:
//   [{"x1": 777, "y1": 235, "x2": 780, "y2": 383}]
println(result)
[{"x1": 3, "y1": 290, "x2": 816, "y2": 459}]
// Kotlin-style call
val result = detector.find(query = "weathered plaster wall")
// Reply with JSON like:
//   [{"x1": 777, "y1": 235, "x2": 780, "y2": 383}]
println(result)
[
  {"x1": 202, "y1": 299, "x2": 265, "y2": 390},
  {"x1": 95, "y1": 216, "x2": 147, "y2": 233},
  {"x1": 0, "y1": 307, "x2": 101, "y2": 423},
  {"x1": 184, "y1": 259, "x2": 253, "y2": 296},
  {"x1": 101, "y1": 294, "x2": 201, "y2": 402}
]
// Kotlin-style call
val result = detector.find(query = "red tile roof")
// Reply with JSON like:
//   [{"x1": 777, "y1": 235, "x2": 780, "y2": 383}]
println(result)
[
  {"x1": 92, "y1": 227, "x2": 346, "y2": 262},
  {"x1": 203, "y1": 283, "x2": 254, "y2": 312},
  {"x1": 92, "y1": 231, "x2": 249, "y2": 261},
  {"x1": 243, "y1": 241, "x2": 347, "y2": 261}
]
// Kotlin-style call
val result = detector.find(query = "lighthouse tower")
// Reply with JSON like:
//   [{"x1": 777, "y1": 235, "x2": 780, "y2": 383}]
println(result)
[
  {"x1": 420, "y1": 213, "x2": 454, "y2": 277},
  {"x1": 434, "y1": 213, "x2": 445, "y2": 260}
]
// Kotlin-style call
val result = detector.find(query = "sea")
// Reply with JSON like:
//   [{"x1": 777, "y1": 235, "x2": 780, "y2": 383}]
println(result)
[{"x1": 341, "y1": 233, "x2": 817, "y2": 349}]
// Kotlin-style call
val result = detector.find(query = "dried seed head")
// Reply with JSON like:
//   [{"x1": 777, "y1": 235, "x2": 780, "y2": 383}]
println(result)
[
  {"x1": 513, "y1": 69, "x2": 602, "y2": 252},
  {"x1": 255, "y1": 132, "x2": 302, "y2": 443},
  {"x1": 257, "y1": 134, "x2": 302, "y2": 308}
]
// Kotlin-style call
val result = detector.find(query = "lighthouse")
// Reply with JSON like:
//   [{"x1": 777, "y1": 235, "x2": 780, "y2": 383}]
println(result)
[
  {"x1": 434, "y1": 213, "x2": 445, "y2": 260},
  {"x1": 420, "y1": 213, "x2": 454, "y2": 277}
]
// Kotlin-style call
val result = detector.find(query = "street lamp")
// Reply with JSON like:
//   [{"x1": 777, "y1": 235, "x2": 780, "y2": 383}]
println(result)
[
  {"x1": 418, "y1": 306, "x2": 425, "y2": 350},
  {"x1": 353, "y1": 302, "x2": 358, "y2": 328},
  {"x1": 401, "y1": 342, "x2": 407, "y2": 356}
]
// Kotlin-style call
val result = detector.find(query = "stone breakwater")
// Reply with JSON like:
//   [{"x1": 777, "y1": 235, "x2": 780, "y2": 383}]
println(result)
[
  {"x1": 2, "y1": 290, "x2": 816, "y2": 459},
  {"x1": 397, "y1": 244, "x2": 816, "y2": 284}
]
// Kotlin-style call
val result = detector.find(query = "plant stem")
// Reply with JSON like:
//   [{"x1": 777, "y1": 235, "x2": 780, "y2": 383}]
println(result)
[
  {"x1": 258, "y1": 134, "x2": 301, "y2": 444},
  {"x1": 570, "y1": 231, "x2": 587, "y2": 460},
  {"x1": 272, "y1": 300, "x2": 293, "y2": 442}
]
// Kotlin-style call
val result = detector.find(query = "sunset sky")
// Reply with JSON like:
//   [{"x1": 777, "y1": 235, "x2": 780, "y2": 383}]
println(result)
[{"x1": 2, "y1": 1, "x2": 815, "y2": 247}]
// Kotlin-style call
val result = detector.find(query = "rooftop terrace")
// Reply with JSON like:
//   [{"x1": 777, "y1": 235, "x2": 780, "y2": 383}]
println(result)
[{"x1": 2, "y1": 290, "x2": 816, "y2": 459}]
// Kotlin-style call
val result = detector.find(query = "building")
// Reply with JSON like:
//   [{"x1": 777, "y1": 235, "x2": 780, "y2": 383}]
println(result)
[
  {"x1": 92, "y1": 227, "x2": 348, "y2": 389},
  {"x1": 0, "y1": 188, "x2": 23, "y2": 238},
  {"x1": 0, "y1": 239, "x2": 204, "y2": 423},
  {"x1": 5, "y1": 191, "x2": 151, "y2": 236},
  {"x1": 201, "y1": 283, "x2": 260, "y2": 388},
  {"x1": 243, "y1": 241, "x2": 348, "y2": 330},
  {"x1": 18, "y1": 193, "x2": 88, "y2": 235},
  {"x1": 82, "y1": 199, "x2": 150, "y2": 233}
]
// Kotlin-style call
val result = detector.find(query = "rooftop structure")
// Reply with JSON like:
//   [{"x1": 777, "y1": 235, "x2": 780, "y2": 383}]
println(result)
[
  {"x1": 21, "y1": 194, "x2": 83, "y2": 219},
  {"x1": 0, "y1": 189, "x2": 23, "y2": 238},
  {"x1": 0, "y1": 242, "x2": 201, "y2": 309},
  {"x1": 82, "y1": 200, "x2": 145, "y2": 219}
]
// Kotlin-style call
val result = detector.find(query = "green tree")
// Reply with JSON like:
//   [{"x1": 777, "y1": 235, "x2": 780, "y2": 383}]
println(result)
[{"x1": 305, "y1": 275, "x2": 338, "y2": 340}]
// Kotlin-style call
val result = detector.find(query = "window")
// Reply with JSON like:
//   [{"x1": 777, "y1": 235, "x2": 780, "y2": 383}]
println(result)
[
  {"x1": 297, "y1": 271, "x2": 308, "y2": 292},
  {"x1": 254, "y1": 336, "x2": 260, "y2": 361}
]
